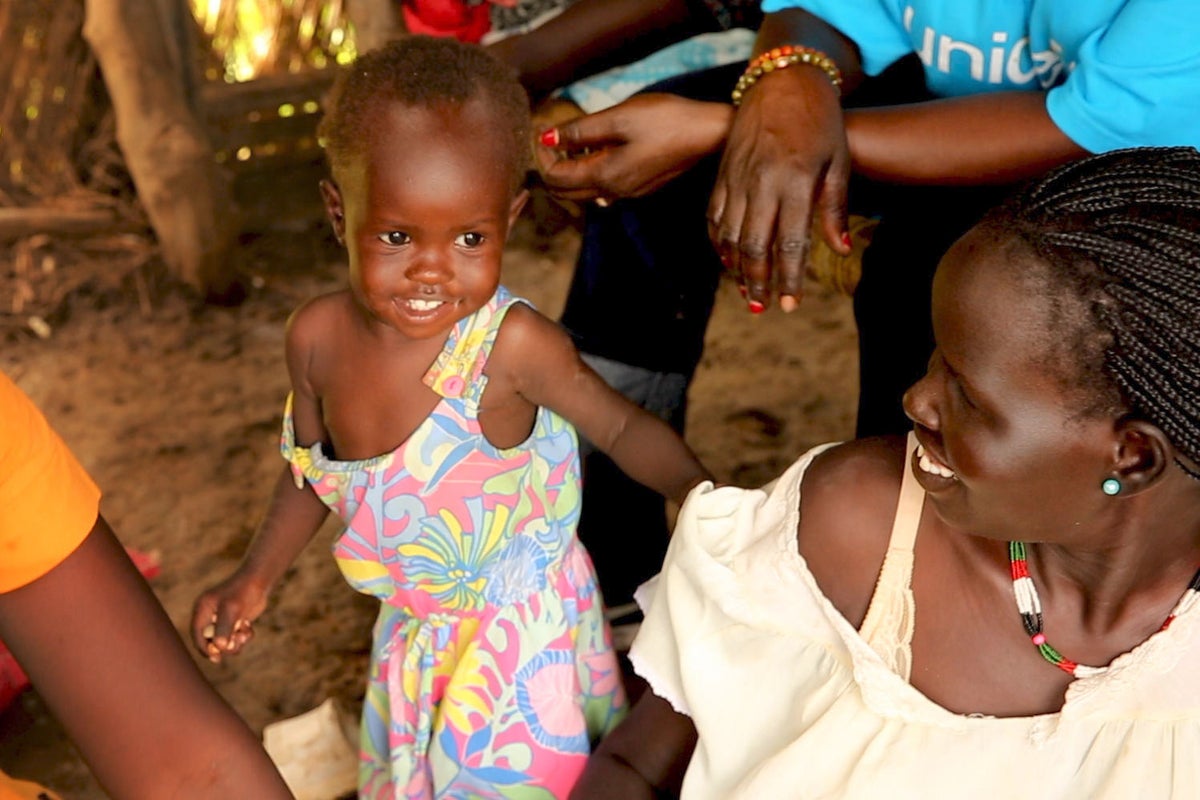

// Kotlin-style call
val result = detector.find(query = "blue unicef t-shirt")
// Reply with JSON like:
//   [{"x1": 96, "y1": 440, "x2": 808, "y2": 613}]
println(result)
[{"x1": 761, "y1": 0, "x2": 1200, "y2": 154}]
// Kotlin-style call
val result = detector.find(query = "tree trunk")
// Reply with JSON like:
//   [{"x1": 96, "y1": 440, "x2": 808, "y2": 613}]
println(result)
[{"x1": 82, "y1": 0, "x2": 240, "y2": 299}]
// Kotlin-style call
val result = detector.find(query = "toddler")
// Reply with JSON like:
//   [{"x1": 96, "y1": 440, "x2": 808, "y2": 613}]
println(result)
[{"x1": 191, "y1": 35, "x2": 710, "y2": 799}]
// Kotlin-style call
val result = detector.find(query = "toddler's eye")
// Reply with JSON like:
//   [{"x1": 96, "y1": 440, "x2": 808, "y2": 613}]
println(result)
[
  {"x1": 379, "y1": 231, "x2": 410, "y2": 246},
  {"x1": 456, "y1": 232, "x2": 484, "y2": 248}
]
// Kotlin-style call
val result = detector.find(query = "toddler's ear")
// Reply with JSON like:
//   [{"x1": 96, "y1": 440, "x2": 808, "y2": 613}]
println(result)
[
  {"x1": 508, "y1": 189, "x2": 529, "y2": 229},
  {"x1": 320, "y1": 179, "x2": 346, "y2": 245}
]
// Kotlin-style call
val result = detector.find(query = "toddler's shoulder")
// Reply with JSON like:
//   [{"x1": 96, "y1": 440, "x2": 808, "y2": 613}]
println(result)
[
  {"x1": 492, "y1": 298, "x2": 574, "y2": 362},
  {"x1": 283, "y1": 292, "x2": 356, "y2": 385},
  {"x1": 285, "y1": 291, "x2": 353, "y2": 343},
  {"x1": 287, "y1": 290, "x2": 352, "y2": 327},
  {"x1": 495, "y1": 295, "x2": 553, "y2": 332}
]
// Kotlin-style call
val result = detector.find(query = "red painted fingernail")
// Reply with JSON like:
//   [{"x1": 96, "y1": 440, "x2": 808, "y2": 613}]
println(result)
[
  {"x1": 748, "y1": 300, "x2": 765, "y2": 314},
  {"x1": 539, "y1": 128, "x2": 560, "y2": 147},
  {"x1": 841, "y1": 231, "x2": 852, "y2": 249}
]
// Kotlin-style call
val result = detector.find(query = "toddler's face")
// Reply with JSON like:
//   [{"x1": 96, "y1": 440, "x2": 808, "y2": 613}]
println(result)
[{"x1": 326, "y1": 99, "x2": 526, "y2": 341}]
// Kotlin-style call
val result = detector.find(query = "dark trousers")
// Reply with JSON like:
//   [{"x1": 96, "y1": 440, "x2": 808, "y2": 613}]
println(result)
[
  {"x1": 560, "y1": 58, "x2": 1006, "y2": 604},
  {"x1": 560, "y1": 65, "x2": 739, "y2": 607}
]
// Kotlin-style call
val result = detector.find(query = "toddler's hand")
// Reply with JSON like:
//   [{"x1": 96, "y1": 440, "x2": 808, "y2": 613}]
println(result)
[
  {"x1": 199, "y1": 617, "x2": 253, "y2": 662},
  {"x1": 190, "y1": 573, "x2": 269, "y2": 663}
]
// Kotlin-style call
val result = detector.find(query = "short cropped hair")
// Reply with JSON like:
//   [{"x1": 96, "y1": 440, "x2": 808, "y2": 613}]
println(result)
[{"x1": 318, "y1": 35, "x2": 531, "y2": 191}]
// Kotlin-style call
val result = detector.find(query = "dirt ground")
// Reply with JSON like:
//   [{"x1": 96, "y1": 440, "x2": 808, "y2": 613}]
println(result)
[{"x1": 0, "y1": 195, "x2": 858, "y2": 797}]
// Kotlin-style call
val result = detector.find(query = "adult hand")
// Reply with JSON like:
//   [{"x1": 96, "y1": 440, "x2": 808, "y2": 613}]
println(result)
[
  {"x1": 534, "y1": 93, "x2": 732, "y2": 204},
  {"x1": 191, "y1": 570, "x2": 269, "y2": 663},
  {"x1": 709, "y1": 65, "x2": 852, "y2": 311}
]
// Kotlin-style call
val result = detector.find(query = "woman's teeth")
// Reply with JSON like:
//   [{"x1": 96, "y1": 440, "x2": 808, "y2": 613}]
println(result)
[
  {"x1": 407, "y1": 298, "x2": 444, "y2": 311},
  {"x1": 916, "y1": 444, "x2": 957, "y2": 479}
]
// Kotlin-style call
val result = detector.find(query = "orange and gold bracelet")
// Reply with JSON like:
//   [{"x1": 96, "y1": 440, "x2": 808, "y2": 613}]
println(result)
[{"x1": 731, "y1": 45, "x2": 842, "y2": 107}]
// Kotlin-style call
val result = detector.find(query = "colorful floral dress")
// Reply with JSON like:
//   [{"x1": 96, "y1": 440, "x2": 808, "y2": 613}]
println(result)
[{"x1": 281, "y1": 288, "x2": 626, "y2": 799}]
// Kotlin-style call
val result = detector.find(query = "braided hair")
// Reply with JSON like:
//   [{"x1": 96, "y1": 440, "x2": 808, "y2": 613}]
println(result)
[
  {"x1": 979, "y1": 146, "x2": 1200, "y2": 477},
  {"x1": 318, "y1": 35, "x2": 531, "y2": 192}
]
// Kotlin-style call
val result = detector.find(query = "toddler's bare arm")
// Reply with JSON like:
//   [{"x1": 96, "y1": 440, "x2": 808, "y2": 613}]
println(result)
[
  {"x1": 190, "y1": 305, "x2": 331, "y2": 660},
  {"x1": 498, "y1": 304, "x2": 713, "y2": 506}
]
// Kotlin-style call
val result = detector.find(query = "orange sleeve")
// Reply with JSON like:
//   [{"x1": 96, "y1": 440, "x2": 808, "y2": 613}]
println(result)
[{"x1": 0, "y1": 370, "x2": 101, "y2": 593}]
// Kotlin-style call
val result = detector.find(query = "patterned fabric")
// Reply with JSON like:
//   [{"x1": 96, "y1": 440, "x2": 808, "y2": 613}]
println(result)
[
  {"x1": 486, "y1": 0, "x2": 578, "y2": 41},
  {"x1": 563, "y1": 29, "x2": 756, "y2": 114},
  {"x1": 282, "y1": 287, "x2": 626, "y2": 799}
]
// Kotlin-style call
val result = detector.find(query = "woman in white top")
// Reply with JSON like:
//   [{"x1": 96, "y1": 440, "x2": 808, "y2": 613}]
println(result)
[{"x1": 570, "y1": 146, "x2": 1200, "y2": 799}]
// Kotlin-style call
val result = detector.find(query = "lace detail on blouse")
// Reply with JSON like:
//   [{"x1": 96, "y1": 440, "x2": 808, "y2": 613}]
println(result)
[{"x1": 858, "y1": 433, "x2": 923, "y2": 681}]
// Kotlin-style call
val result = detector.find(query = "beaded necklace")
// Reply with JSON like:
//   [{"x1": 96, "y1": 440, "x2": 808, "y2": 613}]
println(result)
[{"x1": 1009, "y1": 540, "x2": 1200, "y2": 678}]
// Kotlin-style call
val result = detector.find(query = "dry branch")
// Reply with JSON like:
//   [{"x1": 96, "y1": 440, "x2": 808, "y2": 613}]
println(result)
[{"x1": 0, "y1": 206, "x2": 146, "y2": 241}]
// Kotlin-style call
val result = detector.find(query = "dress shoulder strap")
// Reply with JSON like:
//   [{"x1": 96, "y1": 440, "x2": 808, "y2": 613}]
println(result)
[
  {"x1": 421, "y1": 286, "x2": 524, "y2": 411},
  {"x1": 857, "y1": 432, "x2": 925, "y2": 680}
]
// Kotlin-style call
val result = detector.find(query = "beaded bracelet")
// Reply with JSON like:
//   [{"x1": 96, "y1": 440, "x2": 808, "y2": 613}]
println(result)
[{"x1": 731, "y1": 45, "x2": 842, "y2": 107}]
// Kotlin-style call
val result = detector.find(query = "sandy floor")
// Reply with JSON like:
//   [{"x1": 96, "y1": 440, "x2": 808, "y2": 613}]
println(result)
[{"x1": 0, "y1": 203, "x2": 857, "y2": 797}]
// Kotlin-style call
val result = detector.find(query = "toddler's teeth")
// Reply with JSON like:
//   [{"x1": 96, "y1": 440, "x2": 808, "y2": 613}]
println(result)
[{"x1": 408, "y1": 298, "x2": 444, "y2": 311}]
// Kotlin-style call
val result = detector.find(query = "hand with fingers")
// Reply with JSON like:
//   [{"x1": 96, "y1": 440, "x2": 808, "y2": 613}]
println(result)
[
  {"x1": 709, "y1": 62, "x2": 852, "y2": 314},
  {"x1": 534, "y1": 93, "x2": 733, "y2": 207},
  {"x1": 191, "y1": 571, "x2": 269, "y2": 664}
]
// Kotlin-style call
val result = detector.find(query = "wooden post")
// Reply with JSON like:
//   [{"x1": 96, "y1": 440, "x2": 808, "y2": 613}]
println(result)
[{"x1": 82, "y1": 0, "x2": 240, "y2": 298}]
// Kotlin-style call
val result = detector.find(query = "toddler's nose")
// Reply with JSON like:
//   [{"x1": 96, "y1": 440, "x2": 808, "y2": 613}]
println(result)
[{"x1": 406, "y1": 250, "x2": 452, "y2": 284}]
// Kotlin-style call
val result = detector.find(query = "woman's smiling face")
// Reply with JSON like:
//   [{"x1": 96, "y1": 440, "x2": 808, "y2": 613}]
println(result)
[{"x1": 902, "y1": 226, "x2": 1119, "y2": 543}]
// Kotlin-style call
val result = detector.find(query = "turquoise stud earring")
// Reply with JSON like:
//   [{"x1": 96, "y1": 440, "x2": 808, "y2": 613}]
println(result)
[{"x1": 1101, "y1": 477, "x2": 1122, "y2": 496}]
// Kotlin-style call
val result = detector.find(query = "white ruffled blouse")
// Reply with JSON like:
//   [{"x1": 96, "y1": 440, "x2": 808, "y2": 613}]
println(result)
[{"x1": 630, "y1": 441, "x2": 1200, "y2": 799}]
